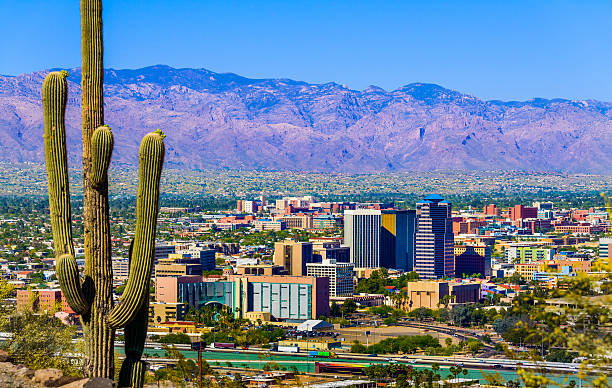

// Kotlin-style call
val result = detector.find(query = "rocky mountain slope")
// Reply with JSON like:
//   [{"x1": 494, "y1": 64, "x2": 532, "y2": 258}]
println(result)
[{"x1": 1, "y1": 65, "x2": 610, "y2": 172}]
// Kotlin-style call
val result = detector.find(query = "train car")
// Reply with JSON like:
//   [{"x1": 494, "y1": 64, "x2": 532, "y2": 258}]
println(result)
[
  {"x1": 308, "y1": 351, "x2": 336, "y2": 358},
  {"x1": 213, "y1": 342, "x2": 236, "y2": 349},
  {"x1": 278, "y1": 345, "x2": 300, "y2": 353},
  {"x1": 314, "y1": 362, "x2": 368, "y2": 374}
]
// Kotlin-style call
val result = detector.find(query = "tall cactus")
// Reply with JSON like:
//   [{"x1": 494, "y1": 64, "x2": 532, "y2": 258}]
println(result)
[{"x1": 42, "y1": 1, "x2": 165, "y2": 386}]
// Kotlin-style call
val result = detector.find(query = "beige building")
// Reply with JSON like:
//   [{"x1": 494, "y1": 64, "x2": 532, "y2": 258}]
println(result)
[
  {"x1": 155, "y1": 253, "x2": 201, "y2": 278},
  {"x1": 279, "y1": 215, "x2": 313, "y2": 230},
  {"x1": 273, "y1": 240, "x2": 314, "y2": 276},
  {"x1": 155, "y1": 275, "x2": 202, "y2": 303},
  {"x1": 149, "y1": 302, "x2": 189, "y2": 324},
  {"x1": 399, "y1": 281, "x2": 480, "y2": 311},
  {"x1": 235, "y1": 264, "x2": 288, "y2": 276}
]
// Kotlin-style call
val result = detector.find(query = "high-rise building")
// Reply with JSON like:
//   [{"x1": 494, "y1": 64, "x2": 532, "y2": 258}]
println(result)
[
  {"x1": 405, "y1": 210, "x2": 417, "y2": 271},
  {"x1": 344, "y1": 209, "x2": 416, "y2": 270},
  {"x1": 273, "y1": 240, "x2": 315, "y2": 276},
  {"x1": 381, "y1": 210, "x2": 411, "y2": 270},
  {"x1": 414, "y1": 195, "x2": 454, "y2": 279},
  {"x1": 344, "y1": 209, "x2": 381, "y2": 268},
  {"x1": 306, "y1": 259, "x2": 354, "y2": 297}
]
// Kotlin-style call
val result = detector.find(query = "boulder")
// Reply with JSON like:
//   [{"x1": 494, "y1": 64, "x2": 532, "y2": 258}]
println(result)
[
  {"x1": 15, "y1": 365, "x2": 35, "y2": 379},
  {"x1": 58, "y1": 377, "x2": 114, "y2": 388},
  {"x1": 32, "y1": 368, "x2": 63, "y2": 385},
  {"x1": 47, "y1": 375, "x2": 82, "y2": 387},
  {"x1": 0, "y1": 350, "x2": 10, "y2": 362}
]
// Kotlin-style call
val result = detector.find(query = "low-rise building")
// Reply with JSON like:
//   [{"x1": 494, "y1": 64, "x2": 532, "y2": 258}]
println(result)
[
  {"x1": 156, "y1": 274, "x2": 329, "y2": 320},
  {"x1": 396, "y1": 281, "x2": 480, "y2": 311},
  {"x1": 254, "y1": 219, "x2": 286, "y2": 231},
  {"x1": 235, "y1": 264, "x2": 288, "y2": 276},
  {"x1": 312, "y1": 241, "x2": 350, "y2": 263},
  {"x1": 155, "y1": 253, "x2": 202, "y2": 277},
  {"x1": 149, "y1": 302, "x2": 189, "y2": 324},
  {"x1": 16, "y1": 289, "x2": 74, "y2": 314},
  {"x1": 454, "y1": 244, "x2": 491, "y2": 277}
]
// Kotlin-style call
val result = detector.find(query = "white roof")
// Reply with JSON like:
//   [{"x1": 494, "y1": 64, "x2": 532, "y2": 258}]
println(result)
[{"x1": 297, "y1": 320, "x2": 333, "y2": 331}]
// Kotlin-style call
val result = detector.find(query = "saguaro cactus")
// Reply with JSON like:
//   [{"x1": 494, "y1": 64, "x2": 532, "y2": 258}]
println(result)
[{"x1": 42, "y1": 1, "x2": 165, "y2": 387}]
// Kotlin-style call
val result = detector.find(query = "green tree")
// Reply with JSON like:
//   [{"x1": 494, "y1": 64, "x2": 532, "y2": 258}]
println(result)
[{"x1": 2, "y1": 310, "x2": 81, "y2": 375}]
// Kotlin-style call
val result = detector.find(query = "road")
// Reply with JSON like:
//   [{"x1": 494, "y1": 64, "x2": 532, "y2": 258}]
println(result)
[{"x1": 116, "y1": 343, "x2": 609, "y2": 386}]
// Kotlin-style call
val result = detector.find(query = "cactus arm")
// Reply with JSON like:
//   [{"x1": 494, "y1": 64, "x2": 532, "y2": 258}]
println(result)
[
  {"x1": 43, "y1": 71, "x2": 91, "y2": 316},
  {"x1": 117, "y1": 359, "x2": 146, "y2": 388},
  {"x1": 91, "y1": 125, "x2": 114, "y2": 187},
  {"x1": 117, "y1": 297, "x2": 149, "y2": 387},
  {"x1": 56, "y1": 254, "x2": 90, "y2": 315},
  {"x1": 107, "y1": 132, "x2": 165, "y2": 329},
  {"x1": 42, "y1": 71, "x2": 75, "y2": 257},
  {"x1": 117, "y1": 241, "x2": 150, "y2": 388}
]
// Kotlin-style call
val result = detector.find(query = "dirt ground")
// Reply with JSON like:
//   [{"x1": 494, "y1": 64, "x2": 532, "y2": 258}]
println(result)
[{"x1": 336, "y1": 325, "x2": 457, "y2": 346}]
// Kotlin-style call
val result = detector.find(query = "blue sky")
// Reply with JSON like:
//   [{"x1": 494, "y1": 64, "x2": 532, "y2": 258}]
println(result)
[{"x1": 1, "y1": 0, "x2": 611, "y2": 101}]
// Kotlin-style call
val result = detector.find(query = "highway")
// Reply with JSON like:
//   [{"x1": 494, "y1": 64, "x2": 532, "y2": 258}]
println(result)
[{"x1": 115, "y1": 342, "x2": 609, "y2": 386}]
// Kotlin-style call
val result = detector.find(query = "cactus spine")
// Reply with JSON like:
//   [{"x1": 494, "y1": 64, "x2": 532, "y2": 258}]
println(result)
[{"x1": 42, "y1": 1, "x2": 165, "y2": 387}]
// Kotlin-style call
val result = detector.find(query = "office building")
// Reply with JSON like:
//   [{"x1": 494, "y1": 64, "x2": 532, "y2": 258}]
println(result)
[
  {"x1": 273, "y1": 240, "x2": 315, "y2": 276},
  {"x1": 155, "y1": 275, "x2": 202, "y2": 303},
  {"x1": 509, "y1": 205, "x2": 538, "y2": 221},
  {"x1": 381, "y1": 210, "x2": 408, "y2": 270},
  {"x1": 505, "y1": 244, "x2": 555, "y2": 263},
  {"x1": 343, "y1": 209, "x2": 416, "y2": 271},
  {"x1": 600, "y1": 237, "x2": 611, "y2": 259},
  {"x1": 306, "y1": 259, "x2": 354, "y2": 297},
  {"x1": 414, "y1": 195, "x2": 454, "y2": 279},
  {"x1": 149, "y1": 302, "x2": 189, "y2": 324},
  {"x1": 313, "y1": 215, "x2": 342, "y2": 229},
  {"x1": 16, "y1": 289, "x2": 74, "y2": 314},
  {"x1": 243, "y1": 200, "x2": 256, "y2": 213},
  {"x1": 397, "y1": 281, "x2": 480, "y2": 311},
  {"x1": 155, "y1": 253, "x2": 202, "y2": 278},
  {"x1": 280, "y1": 215, "x2": 313, "y2": 229},
  {"x1": 254, "y1": 219, "x2": 286, "y2": 231},
  {"x1": 236, "y1": 264, "x2": 288, "y2": 276},
  {"x1": 405, "y1": 210, "x2": 417, "y2": 271},
  {"x1": 312, "y1": 241, "x2": 350, "y2": 263},
  {"x1": 157, "y1": 274, "x2": 329, "y2": 320},
  {"x1": 229, "y1": 275, "x2": 329, "y2": 320},
  {"x1": 177, "y1": 245, "x2": 216, "y2": 271},
  {"x1": 454, "y1": 245, "x2": 491, "y2": 278},
  {"x1": 112, "y1": 257, "x2": 130, "y2": 280},
  {"x1": 344, "y1": 209, "x2": 381, "y2": 268},
  {"x1": 155, "y1": 244, "x2": 176, "y2": 263},
  {"x1": 483, "y1": 204, "x2": 500, "y2": 216}
]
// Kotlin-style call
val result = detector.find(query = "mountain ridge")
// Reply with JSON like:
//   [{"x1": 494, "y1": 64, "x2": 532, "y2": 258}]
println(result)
[{"x1": 1, "y1": 65, "x2": 611, "y2": 173}]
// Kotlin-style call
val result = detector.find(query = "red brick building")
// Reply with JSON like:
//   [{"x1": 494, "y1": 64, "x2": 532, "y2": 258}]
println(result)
[{"x1": 509, "y1": 205, "x2": 538, "y2": 221}]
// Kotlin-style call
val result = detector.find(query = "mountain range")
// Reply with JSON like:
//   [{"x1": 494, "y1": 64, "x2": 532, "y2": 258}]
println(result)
[{"x1": 1, "y1": 65, "x2": 611, "y2": 173}]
